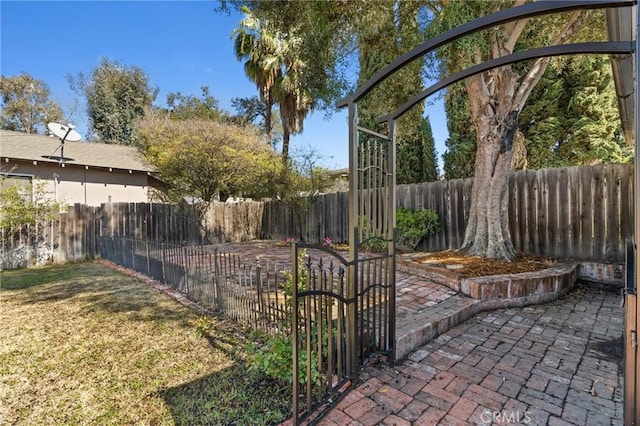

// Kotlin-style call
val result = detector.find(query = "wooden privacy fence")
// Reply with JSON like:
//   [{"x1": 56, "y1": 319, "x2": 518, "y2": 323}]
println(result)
[
  {"x1": 99, "y1": 236, "x2": 291, "y2": 333},
  {"x1": 1, "y1": 204, "x2": 100, "y2": 270},
  {"x1": 397, "y1": 164, "x2": 634, "y2": 262},
  {"x1": 260, "y1": 164, "x2": 633, "y2": 262},
  {"x1": 100, "y1": 200, "x2": 265, "y2": 245},
  {"x1": 0, "y1": 164, "x2": 634, "y2": 268}
]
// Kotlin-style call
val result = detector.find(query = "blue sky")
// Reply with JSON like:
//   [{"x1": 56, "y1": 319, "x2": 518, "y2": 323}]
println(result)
[{"x1": 1, "y1": 1, "x2": 448, "y2": 171}]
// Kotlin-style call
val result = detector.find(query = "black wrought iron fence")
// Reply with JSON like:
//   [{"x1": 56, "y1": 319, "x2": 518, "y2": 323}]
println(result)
[{"x1": 98, "y1": 237, "x2": 291, "y2": 333}]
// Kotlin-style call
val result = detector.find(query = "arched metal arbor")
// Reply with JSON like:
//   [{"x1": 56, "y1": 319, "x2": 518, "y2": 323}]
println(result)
[{"x1": 291, "y1": 1, "x2": 639, "y2": 424}]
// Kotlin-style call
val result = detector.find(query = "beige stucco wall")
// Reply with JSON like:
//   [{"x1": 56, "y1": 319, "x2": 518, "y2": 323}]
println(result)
[{"x1": 2, "y1": 160, "x2": 151, "y2": 206}]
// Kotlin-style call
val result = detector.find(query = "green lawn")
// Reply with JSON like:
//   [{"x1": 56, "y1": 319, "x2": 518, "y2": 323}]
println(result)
[{"x1": 0, "y1": 262, "x2": 290, "y2": 425}]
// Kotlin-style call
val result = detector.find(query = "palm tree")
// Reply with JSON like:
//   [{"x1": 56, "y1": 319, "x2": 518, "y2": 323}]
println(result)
[
  {"x1": 232, "y1": 6, "x2": 281, "y2": 141},
  {"x1": 232, "y1": 6, "x2": 315, "y2": 162},
  {"x1": 277, "y1": 51, "x2": 314, "y2": 162}
]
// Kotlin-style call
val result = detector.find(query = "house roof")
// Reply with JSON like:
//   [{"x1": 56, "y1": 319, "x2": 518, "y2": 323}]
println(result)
[{"x1": 0, "y1": 129, "x2": 156, "y2": 172}]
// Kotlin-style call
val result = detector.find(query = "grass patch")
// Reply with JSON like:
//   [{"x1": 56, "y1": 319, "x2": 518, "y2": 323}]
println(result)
[{"x1": 0, "y1": 262, "x2": 290, "y2": 425}]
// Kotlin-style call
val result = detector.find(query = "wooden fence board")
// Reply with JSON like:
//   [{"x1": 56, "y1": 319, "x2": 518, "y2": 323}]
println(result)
[
  {"x1": 509, "y1": 172, "x2": 521, "y2": 253},
  {"x1": 620, "y1": 164, "x2": 633, "y2": 246},
  {"x1": 576, "y1": 167, "x2": 590, "y2": 259},
  {"x1": 557, "y1": 168, "x2": 571, "y2": 259},
  {"x1": 592, "y1": 165, "x2": 606, "y2": 260},
  {"x1": 523, "y1": 170, "x2": 537, "y2": 255},
  {"x1": 438, "y1": 181, "x2": 448, "y2": 251},
  {"x1": 447, "y1": 180, "x2": 457, "y2": 250},
  {"x1": 546, "y1": 168, "x2": 560, "y2": 258},
  {"x1": 605, "y1": 164, "x2": 621, "y2": 261}
]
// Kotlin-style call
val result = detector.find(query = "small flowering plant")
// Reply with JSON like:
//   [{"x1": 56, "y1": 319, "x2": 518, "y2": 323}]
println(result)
[
  {"x1": 284, "y1": 237, "x2": 296, "y2": 246},
  {"x1": 320, "y1": 237, "x2": 335, "y2": 249}
]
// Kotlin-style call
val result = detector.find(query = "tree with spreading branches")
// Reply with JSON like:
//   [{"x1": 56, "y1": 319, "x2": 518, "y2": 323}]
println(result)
[
  {"x1": 0, "y1": 73, "x2": 64, "y2": 134},
  {"x1": 430, "y1": 1, "x2": 605, "y2": 260}
]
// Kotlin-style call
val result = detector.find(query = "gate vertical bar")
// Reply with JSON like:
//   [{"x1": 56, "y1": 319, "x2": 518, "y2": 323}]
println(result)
[{"x1": 292, "y1": 244, "x2": 299, "y2": 425}]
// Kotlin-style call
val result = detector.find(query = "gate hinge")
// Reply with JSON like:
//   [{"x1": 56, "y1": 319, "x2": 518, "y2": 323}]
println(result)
[{"x1": 631, "y1": 330, "x2": 638, "y2": 348}]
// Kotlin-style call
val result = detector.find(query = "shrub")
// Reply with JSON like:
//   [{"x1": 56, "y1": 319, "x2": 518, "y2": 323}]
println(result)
[
  {"x1": 396, "y1": 207, "x2": 440, "y2": 250},
  {"x1": 358, "y1": 216, "x2": 389, "y2": 253},
  {"x1": 0, "y1": 177, "x2": 64, "y2": 229},
  {"x1": 246, "y1": 330, "x2": 321, "y2": 387}
]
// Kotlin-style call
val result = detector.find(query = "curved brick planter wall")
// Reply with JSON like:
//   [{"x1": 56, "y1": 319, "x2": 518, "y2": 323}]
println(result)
[
  {"x1": 396, "y1": 259, "x2": 578, "y2": 306},
  {"x1": 396, "y1": 259, "x2": 464, "y2": 292},
  {"x1": 394, "y1": 259, "x2": 580, "y2": 360},
  {"x1": 461, "y1": 263, "x2": 578, "y2": 310}
]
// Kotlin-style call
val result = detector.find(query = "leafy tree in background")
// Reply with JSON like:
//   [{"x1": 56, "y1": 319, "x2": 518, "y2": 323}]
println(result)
[
  {"x1": 0, "y1": 73, "x2": 65, "y2": 134},
  {"x1": 232, "y1": 7, "x2": 281, "y2": 142},
  {"x1": 230, "y1": 1, "x2": 355, "y2": 112},
  {"x1": 420, "y1": 117, "x2": 439, "y2": 182},
  {"x1": 165, "y1": 86, "x2": 226, "y2": 121},
  {"x1": 231, "y1": 95, "x2": 266, "y2": 126},
  {"x1": 0, "y1": 175, "x2": 64, "y2": 229},
  {"x1": 444, "y1": 55, "x2": 629, "y2": 177},
  {"x1": 273, "y1": 145, "x2": 333, "y2": 241},
  {"x1": 227, "y1": 1, "x2": 439, "y2": 181},
  {"x1": 356, "y1": 1, "x2": 440, "y2": 184},
  {"x1": 136, "y1": 110, "x2": 281, "y2": 203},
  {"x1": 231, "y1": 95, "x2": 284, "y2": 147},
  {"x1": 442, "y1": 81, "x2": 476, "y2": 180},
  {"x1": 226, "y1": 1, "x2": 357, "y2": 161},
  {"x1": 69, "y1": 58, "x2": 157, "y2": 145},
  {"x1": 520, "y1": 55, "x2": 631, "y2": 168}
]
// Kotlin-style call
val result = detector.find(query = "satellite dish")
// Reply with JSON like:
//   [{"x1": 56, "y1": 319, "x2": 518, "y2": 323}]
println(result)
[
  {"x1": 47, "y1": 122, "x2": 81, "y2": 142},
  {"x1": 46, "y1": 122, "x2": 81, "y2": 163}
]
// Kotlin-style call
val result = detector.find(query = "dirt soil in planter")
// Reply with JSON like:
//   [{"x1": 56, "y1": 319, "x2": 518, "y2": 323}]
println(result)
[{"x1": 409, "y1": 250, "x2": 557, "y2": 278}]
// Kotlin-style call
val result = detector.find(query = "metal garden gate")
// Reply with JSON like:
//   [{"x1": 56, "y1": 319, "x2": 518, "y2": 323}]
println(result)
[{"x1": 291, "y1": 119, "x2": 397, "y2": 423}]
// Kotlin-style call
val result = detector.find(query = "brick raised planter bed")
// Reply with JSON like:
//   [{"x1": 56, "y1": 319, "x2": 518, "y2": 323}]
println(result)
[
  {"x1": 397, "y1": 257, "x2": 578, "y2": 307},
  {"x1": 461, "y1": 263, "x2": 578, "y2": 309}
]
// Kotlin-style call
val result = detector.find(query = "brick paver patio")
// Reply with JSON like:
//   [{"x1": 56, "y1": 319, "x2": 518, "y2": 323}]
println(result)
[{"x1": 318, "y1": 282, "x2": 624, "y2": 425}]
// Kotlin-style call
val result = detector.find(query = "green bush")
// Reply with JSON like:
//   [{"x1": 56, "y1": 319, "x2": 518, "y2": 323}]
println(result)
[
  {"x1": 246, "y1": 331, "x2": 321, "y2": 387},
  {"x1": 396, "y1": 207, "x2": 440, "y2": 250},
  {"x1": 0, "y1": 177, "x2": 64, "y2": 229},
  {"x1": 358, "y1": 216, "x2": 389, "y2": 253}
]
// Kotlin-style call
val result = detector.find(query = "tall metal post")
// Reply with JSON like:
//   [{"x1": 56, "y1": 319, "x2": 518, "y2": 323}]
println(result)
[
  {"x1": 387, "y1": 119, "x2": 397, "y2": 356},
  {"x1": 626, "y1": 5, "x2": 640, "y2": 423},
  {"x1": 347, "y1": 101, "x2": 359, "y2": 376},
  {"x1": 348, "y1": 101, "x2": 359, "y2": 261}
]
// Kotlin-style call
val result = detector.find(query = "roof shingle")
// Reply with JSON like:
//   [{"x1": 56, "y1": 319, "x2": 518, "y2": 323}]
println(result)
[{"x1": 0, "y1": 129, "x2": 155, "y2": 172}]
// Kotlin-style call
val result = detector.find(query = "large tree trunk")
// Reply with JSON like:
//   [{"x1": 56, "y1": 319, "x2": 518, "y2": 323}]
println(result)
[
  {"x1": 265, "y1": 89, "x2": 273, "y2": 139},
  {"x1": 461, "y1": 127, "x2": 518, "y2": 260},
  {"x1": 455, "y1": 9, "x2": 589, "y2": 261},
  {"x1": 460, "y1": 68, "x2": 518, "y2": 261}
]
